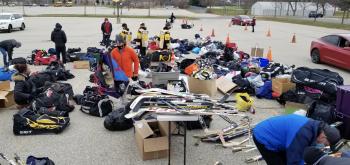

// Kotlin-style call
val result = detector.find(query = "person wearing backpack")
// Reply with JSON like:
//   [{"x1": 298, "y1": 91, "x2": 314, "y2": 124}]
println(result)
[
  {"x1": 101, "y1": 18, "x2": 112, "y2": 47},
  {"x1": 253, "y1": 114, "x2": 341, "y2": 165},
  {"x1": 135, "y1": 23, "x2": 148, "y2": 57},
  {"x1": 51, "y1": 23, "x2": 67, "y2": 64},
  {"x1": 110, "y1": 35, "x2": 139, "y2": 95},
  {"x1": 0, "y1": 39, "x2": 21, "y2": 71},
  {"x1": 11, "y1": 58, "x2": 37, "y2": 109}
]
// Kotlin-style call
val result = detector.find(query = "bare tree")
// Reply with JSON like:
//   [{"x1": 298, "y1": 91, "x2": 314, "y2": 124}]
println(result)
[
  {"x1": 299, "y1": 1, "x2": 313, "y2": 17},
  {"x1": 288, "y1": 1, "x2": 298, "y2": 16},
  {"x1": 339, "y1": 0, "x2": 350, "y2": 24}
]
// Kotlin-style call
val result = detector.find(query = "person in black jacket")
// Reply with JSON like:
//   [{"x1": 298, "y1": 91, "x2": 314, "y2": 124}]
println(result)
[
  {"x1": 11, "y1": 58, "x2": 36, "y2": 108},
  {"x1": 304, "y1": 146, "x2": 350, "y2": 165},
  {"x1": 51, "y1": 23, "x2": 67, "y2": 64},
  {"x1": 0, "y1": 39, "x2": 21, "y2": 71},
  {"x1": 101, "y1": 18, "x2": 113, "y2": 47}
]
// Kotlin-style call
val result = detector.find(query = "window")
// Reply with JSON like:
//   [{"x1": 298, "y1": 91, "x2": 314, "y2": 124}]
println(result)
[
  {"x1": 339, "y1": 37, "x2": 350, "y2": 48},
  {"x1": 14, "y1": 14, "x2": 22, "y2": 19},
  {"x1": 321, "y1": 35, "x2": 339, "y2": 46},
  {"x1": 0, "y1": 15, "x2": 11, "y2": 20}
]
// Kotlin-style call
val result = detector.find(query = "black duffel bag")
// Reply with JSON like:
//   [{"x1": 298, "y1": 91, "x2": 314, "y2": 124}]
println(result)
[
  {"x1": 307, "y1": 101, "x2": 337, "y2": 124},
  {"x1": 80, "y1": 93, "x2": 113, "y2": 117},
  {"x1": 151, "y1": 51, "x2": 171, "y2": 62},
  {"x1": 104, "y1": 108, "x2": 133, "y2": 131},
  {"x1": 291, "y1": 67, "x2": 343, "y2": 95}
]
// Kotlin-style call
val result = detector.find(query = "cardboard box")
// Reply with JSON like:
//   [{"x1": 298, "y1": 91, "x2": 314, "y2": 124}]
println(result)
[
  {"x1": 272, "y1": 78, "x2": 296, "y2": 95},
  {"x1": 216, "y1": 77, "x2": 237, "y2": 94},
  {"x1": 0, "y1": 90, "x2": 15, "y2": 108},
  {"x1": 0, "y1": 81, "x2": 10, "y2": 91},
  {"x1": 188, "y1": 77, "x2": 217, "y2": 96},
  {"x1": 135, "y1": 120, "x2": 169, "y2": 160},
  {"x1": 284, "y1": 101, "x2": 309, "y2": 114},
  {"x1": 251, "y1": 48, "x2": 264, "y2": 57},
  {"x1": 73, "y1": 61, "x2": 90, "y2": 69}
]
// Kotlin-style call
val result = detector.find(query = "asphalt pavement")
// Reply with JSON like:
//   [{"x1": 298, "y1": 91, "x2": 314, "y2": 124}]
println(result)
[{"x1": 0, "y1": 16, "x2": 349, "y2": 165}]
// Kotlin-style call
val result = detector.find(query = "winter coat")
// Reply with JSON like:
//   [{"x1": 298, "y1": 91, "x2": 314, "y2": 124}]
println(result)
[
  {"x1": 12, "y1": 73, "x2": 35, "y2": 105},
  {"x1": 253, "y1": 114, "x2": 321, "y2": 165},
  {"x1": 101, "y1": 21, "x2": 112, "y2": 35},
  {"x1": 110, "y1": 46, "x2": 139, "y2": 78},
  {"x1": 51, "y1": 23, "x2": 67, "y2": 47},
  {"x1": 0, "y1": 39, "x2": 20, "y2": 57}
]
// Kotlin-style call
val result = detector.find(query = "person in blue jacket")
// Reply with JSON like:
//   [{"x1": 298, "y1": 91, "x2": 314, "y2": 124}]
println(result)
[{"x1": 253, "y1": 114, "x2": 341, "y2": 165}]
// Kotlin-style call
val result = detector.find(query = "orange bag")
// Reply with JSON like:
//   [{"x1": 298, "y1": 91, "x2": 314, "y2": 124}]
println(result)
[{"x1": 184, "y1": 63, "x2": 199, "y2": 75}]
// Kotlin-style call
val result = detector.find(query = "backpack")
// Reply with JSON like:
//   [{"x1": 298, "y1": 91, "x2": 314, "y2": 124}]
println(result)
[
  {"x1": 13, "y1": 108, "x2": 70, "y2": 135},
  {"x1": 29, "y1": 72, "x2": 57, "y2": 88},
  {"x1": 291, "y1": 67, "x2": 344, "y2": 95},
  {"x1": 104, "y1": 108, "x2": 133, "y2": 131},
  {"x1": 46, "y1": 61, "x2": 75, "y2": 81},
  {"x1": 80, "y1": 93, "x2": 113, "y2": 117},
  {"x1": 26, "y1": 155, "x2": 55, "y2": 165}
]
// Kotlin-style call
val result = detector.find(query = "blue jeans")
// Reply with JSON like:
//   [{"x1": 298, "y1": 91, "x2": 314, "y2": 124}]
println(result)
[{"x1": 0, "y1": 48, "x2": 9, "y2": 67}]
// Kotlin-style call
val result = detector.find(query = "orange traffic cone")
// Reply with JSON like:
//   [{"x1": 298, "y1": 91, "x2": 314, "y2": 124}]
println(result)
[
  {"x1": 200, "y1": 25, "x2": 203, "y2": 32},
  {"x1": 226, "y1": 33, "x2": 230, "y2": 45},
  {"x1": 211, "y1": 28, "x2": 215, "y2": 37},
  {"x1": 291, "y1": 33, "x2": 296, "y2": 43},
  {"x1": 267, "y1": 27, "x2": 271, "y2": 37},
  {"x1": 244, "y1": 24, "x2": 248, "y2": 31},
  {"x1": 267, "y1": 47, "x2": 273, "y2": 61}
]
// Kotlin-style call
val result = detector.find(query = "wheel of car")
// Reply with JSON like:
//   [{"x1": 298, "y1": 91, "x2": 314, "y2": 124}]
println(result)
[
  {"x1": 311, "y1": 49, "x2": 321, "y2": 64},
  {"x1": 7, "y1": 25, "x2": 12, "y2": 33},
  {"x1": 20, "y1": 23, "x2": 25, "y2": 30}
]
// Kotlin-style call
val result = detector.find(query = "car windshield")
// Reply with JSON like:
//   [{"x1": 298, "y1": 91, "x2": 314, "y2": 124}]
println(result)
[
  {"x1": 240, "y1": 16, "x2": 250, "y2": 19},
  {"x1": 0, "y1": 15, "x2": 11, "y2": 20}
]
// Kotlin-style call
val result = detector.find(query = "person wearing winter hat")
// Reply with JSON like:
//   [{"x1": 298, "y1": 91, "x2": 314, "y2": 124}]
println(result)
[
  {"x1": 304, "y1": 146, "x2": 350, "y2": 165},
  {"x1": 0, "y1": 39, "x2": 21, "y2": 71},
  {"x1": 135, "y1": 23, "x2": 148, "y2": 56},
  {"x1": 120, "y1": 23, "x2": 132, "y2": 45},
  {"x1": 253, "y1": 114, "x2": 341, "y2": 165},
  {"x1": 51, "y1": 23, "x2": 67, "y2": 64}
]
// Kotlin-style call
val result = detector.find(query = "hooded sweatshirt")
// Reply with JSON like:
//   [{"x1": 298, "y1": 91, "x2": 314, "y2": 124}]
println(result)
[
  {"x1": 0, "y1": 39, "x2": 21, "y2": 56},
  {"x1": 51, "y1": 23, "x2": 67, "y2": 47}
]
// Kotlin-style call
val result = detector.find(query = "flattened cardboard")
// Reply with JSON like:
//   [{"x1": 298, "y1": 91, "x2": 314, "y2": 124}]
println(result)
[
  {"x1": 272, "y1": 78, "x2": 296, "y2": 95},
  {"x1": 73, "y1": 61, "x2": 90, "y2": 69},
  {"x1": 188, "y1": 77, "x2": 217, "y2": 96},
  {"x1": 251, "y1": 48, "x2": 264, "y2": 57},
  {"x1": 217, "y1": 77, "x2": 237, "y2": 93},
  {"x1": 0, "y1": 81, "x2": 10, "y2": 91},
  {"x1": 0, "y1": 90, "x2": 15, "y2": 108}
]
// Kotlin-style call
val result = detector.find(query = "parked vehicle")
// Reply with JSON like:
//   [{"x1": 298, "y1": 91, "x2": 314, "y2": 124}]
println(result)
[
  {"x1": 231, "y1": 15, "x2": 253, "y2": 26},
  {"x1": 0, "y1": 13, "x2": 25, "y2": 33},
  {"x1": 308, "y1": 11, "x2": 323, "y2": 18},
  {"x1": 310, "y1": 34, "x2": 350, "y2": 70}
]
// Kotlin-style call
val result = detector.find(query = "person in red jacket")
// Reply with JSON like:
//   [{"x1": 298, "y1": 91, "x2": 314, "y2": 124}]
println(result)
[
  {"x1": 101, "y1": 18, "x2": 113, "y2": 47},
  {"x1": 110, "y1": 35, "x2": 139, "y2": 95}
]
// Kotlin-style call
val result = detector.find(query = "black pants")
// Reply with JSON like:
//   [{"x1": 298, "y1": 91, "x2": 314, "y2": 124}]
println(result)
[
  {"x1": 102, "y1": 34, "x2": 111, "y2": 47},
  {"x1": 55, "y1": 46, "x2": 67, "y2": 64},
  {"x1": 252, "y1": 25, "x2": 255, "y2": 32},
  {"x1": 139, "y1": 46, "x2": 146, "y2": 57},
  {"x1": 253, "y1": 135, "x2": 287, "y2": 165}
]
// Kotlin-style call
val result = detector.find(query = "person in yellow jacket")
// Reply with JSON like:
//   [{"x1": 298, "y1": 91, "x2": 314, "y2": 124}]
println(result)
[
  {"x1": 120, "y1": 23, "x2": 132, "y2": 45},
  {"x1": 135, "y1": 23, "x2": 148, "y2": 56},
  {"x1": 159, "y1": 26, "x2": 171, "y2": 50}
]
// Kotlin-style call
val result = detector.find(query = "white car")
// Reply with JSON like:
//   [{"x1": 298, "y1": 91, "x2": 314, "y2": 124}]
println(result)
[{"x1": 0, "y1": 13, "x2": 25, "y2": 33}]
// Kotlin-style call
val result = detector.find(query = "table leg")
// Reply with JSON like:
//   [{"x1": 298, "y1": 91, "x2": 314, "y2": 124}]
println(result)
[{"x1": 168, "y1": 121, "x2": 171, "y2": 165}]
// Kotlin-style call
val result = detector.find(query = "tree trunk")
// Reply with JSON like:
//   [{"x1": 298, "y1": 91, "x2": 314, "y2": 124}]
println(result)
[
  {"x1": 287, "y1": 3, "x2": 290, "y2": 16},
  {"x1": 347, "y1": 10, "x2": 349, "y2": 19},
  {"x1": 274, "y1": 2, "x2": 277, "y2": 17},
  {"x1": 342, "y1": 10, "x2": 346, "y2": 24}
]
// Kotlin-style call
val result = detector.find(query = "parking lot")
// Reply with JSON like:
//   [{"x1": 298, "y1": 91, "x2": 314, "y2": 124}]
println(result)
[{"x1": 0, "y1": 16, "x2": 349, "y2": 164}]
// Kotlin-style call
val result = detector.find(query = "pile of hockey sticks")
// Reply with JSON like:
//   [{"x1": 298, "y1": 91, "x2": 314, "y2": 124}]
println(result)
[{"x1": 0, "y1": 153, "x2": 24, "y2": 165}]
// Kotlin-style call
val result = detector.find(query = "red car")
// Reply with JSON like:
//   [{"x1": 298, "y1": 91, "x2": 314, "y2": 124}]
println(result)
[
  {"x1": 231, "y1": 15, "x2": 252, "y2": 26},
  {"x1": 311, "y1": 34, "x2": 350, "y2": 70}
]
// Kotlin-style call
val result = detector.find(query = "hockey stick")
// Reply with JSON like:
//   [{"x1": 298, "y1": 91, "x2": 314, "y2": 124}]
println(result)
[{"x1": 0, "y1": 153, "x2": 18, "y2": 165}]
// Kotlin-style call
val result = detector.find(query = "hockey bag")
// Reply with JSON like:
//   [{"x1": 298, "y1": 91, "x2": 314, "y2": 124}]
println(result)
[
  {"x1": 307, "y1": 101, "x2": 337, "y2": 124},
  {"x1": 13, "y1": 108, "x2": 70, "y2": 135},
  {"x1": 26, "y1": 155, "x2": 55, "y2": 165},
  {"x1": 291, "y1": 67, "x2": 344, "y2": 95},
  {"x1": 104, "y1": 108, "x2": 133, "y2": 131},
  {"x1": 80, "y1": 93, "x2": 113, "y2": 117}
]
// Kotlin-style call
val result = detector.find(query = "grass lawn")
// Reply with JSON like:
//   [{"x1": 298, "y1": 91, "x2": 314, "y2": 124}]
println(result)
[
  {"x1": 206, "y1": 6, "x2": 249, "y2": 16},
  {"x1": 258, "y1": 16, "x2": 350, "y2": 30},
  {"x1": 26, "y1": 14, "x2": 198, "y2": 20}
]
